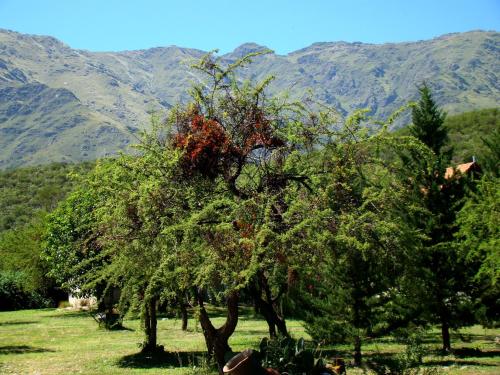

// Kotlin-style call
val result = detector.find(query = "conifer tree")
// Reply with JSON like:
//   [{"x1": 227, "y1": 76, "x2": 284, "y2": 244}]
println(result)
[
  {"x1": 404, "y1": 84, "x2": 475, "y2": 352},
  {"x1": 410, "y1": 83, "x2": 448, "y2": 156},
  {"x1": 298, "y1": 112, "x2": 427, "y2": 366}
]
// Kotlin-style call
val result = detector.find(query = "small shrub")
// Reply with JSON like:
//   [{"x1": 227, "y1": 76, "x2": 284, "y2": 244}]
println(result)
[
  {"x1": 304, "y1": 316, "x2": 349, "y2": 344},
  {"x1": 370, "y1": 329, "x2": 431, "y2": 374},
  {"x1": 259, "y1": 336, "x2": 324, "y2": 375},
  {"x1": 375, "y1": 328, "x2": 428, "y2": 374},
  {"x1": 397, "y1": 332, "x2": 426, "y2": 368},
  {"x1": 185, "y1": 356, "x2": 217, "y2": 375}
]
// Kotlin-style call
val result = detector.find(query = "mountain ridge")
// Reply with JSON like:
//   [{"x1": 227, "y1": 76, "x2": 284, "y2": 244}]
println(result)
[
  {"x1": 0, "y1": 29, "x2": 498, "y2": 169},
  {"x1": 2, "y1": 27, "x2": 496, "y2": 54}
]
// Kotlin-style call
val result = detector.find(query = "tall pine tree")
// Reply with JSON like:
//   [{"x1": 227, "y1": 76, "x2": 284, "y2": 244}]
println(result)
[
  {"x1": 410, "y1": 83, "x2": 448, "y2": 156},
  {"x1": 407, "y1": 83, "x2": 474, "y2": 352}
]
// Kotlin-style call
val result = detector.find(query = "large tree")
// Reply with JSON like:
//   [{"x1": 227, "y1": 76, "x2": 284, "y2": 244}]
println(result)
[
  {"x1": 43, "y1": 52, "x2": 330, "y2": 372},
  {"x1": 402, "y1": 84, "x2": 476, "y2": 352},
  {"x1": 157, "y1": 52, "x2": 330, "y2": 371},
  {"x1": 43, "y1": 154, "x2": 189, "y2": 349},
  {"x1": 298, "y1": 112, "x2": 428, "y2": 365}
]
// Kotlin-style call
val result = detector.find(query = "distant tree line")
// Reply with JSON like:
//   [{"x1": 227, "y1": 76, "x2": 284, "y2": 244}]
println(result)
[{"x1": 0, "y1": 162, "x2": 93, "y2": 310}]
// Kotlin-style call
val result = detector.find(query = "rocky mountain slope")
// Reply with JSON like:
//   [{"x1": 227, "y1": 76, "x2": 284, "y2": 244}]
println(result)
[{"x1": 0, "y1": 29, "x2": 498, "y2": 169}]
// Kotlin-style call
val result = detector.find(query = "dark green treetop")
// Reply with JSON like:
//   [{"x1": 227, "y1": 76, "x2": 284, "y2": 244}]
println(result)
[{"x1": 410, "y1": 83, "x2": 448, "y2": 156}]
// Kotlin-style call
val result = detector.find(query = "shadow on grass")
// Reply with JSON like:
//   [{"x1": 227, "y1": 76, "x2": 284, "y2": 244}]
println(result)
[
  {"x1": 0, "y1": 320, "x2": 38, "y2": 326},
  {"x1": 423, "y1": 359, "x2": 498, "y2": 367},
  {"x1": 117, "y1": 350, "x2": 209, "y2": 369},
  {"x1": 453, "y1": 347, "x2": 500, "y2": 358},
  {"x1": 44, "y1": 310, "x2": 91, "y2": 319},
  {"x1": 363, "y1": 348, "x2": 500, "y2": 374},
  {"x1": 426, "y1": 347, "x2": 500, "y2": 359},
  {"x1": 421, "y1": 331, "x2": 497, "y2": 344},
  {"x1": 103, "y1": 325, "x2": 134, "y2": 332},
  {"x1": 365, "y1": 357, "x2": 498, "y2": 375},
  {"x1": 366, "y1": 357, "x2": 401, "y2": 375},
  {"x1": 0, "y1": 345, "x2": 55, "y2": 355},
  {"x1": 319, "y1": 348, "x2": 353, "y2": 359}
]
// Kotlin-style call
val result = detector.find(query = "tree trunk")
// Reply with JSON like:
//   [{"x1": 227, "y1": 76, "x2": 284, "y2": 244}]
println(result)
[
  {"x1": 274, "y1": 309, "x2": 288, "y2": 337},
  {"x1": 353, "y1": 335, "x2": 362, "y2": 366},
  {"x1": 441, "y1": 319, "x2": 451, "y2": 352},
  {"x1": 142, "y1": 297, "x2": 158, "y2": 352},
  {"x1": 261, "y1": 305, "x2": 277, "y2": 338},
  {"x1": 251, "y1": 272, "x2": 289, "y2": 338},
  {"x1": 180, "y1": 302, "x2": 188, "y2": 331},
  {"x1": 252, "y1": 290, "x2": 288, "y2": 338},
  {"x1": 197, "y1": 290, "x2": 239, "y2": 374}
]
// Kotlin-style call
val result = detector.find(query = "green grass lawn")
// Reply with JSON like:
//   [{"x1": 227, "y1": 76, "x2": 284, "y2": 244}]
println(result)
[{"x1": 0, "y1": 308, "x2": 499, "y2": 374}]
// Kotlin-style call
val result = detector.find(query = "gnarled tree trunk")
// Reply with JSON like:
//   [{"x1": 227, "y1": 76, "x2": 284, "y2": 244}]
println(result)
[
  {"x1": 197, "y1": 290, "x2": 239, "y2": 374},
  {"x1": 251, "y1": 271, "x2": 289, "y2": 338}
]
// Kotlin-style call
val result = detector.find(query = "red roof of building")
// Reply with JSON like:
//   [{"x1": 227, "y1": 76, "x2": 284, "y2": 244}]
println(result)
[{"x1": 444, "y1": 161, "x2": 479, "y2": 180}]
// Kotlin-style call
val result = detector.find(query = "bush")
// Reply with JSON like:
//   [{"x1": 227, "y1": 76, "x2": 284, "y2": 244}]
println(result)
[
  {"x1": 396, "y1": 332, "x2": 426, "y2": 369},
  {"x1": 392, "y1": 328, "x2": 429, "y2": 373},
  {"x1": 186, "y1": 357, "x2": 217, "y2": 375},
  {"x1": 0, "y1": 271, "x2": 50, "y2": 310},
  {"x1": 259, "y1": 336, "x2": 324, "y2": 375},
  {"x1": 304, "y1": 316, "x2": 349, "y2": 344}
]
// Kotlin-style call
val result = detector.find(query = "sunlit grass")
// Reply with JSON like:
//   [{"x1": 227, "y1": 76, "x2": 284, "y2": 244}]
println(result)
[{"x1": 0, "y1": 308, "x2": 498, "y2": 374}]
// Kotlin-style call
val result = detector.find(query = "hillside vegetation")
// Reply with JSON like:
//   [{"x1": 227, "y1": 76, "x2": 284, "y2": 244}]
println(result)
[
  {"x1": 0, "y1": 83, "x2": 133, "y2": 169},
  {"x1": 396, "y1": 108, "x2": 499, "y2": 164},
  {"x1": 0, "y1": 162, "x2": 93, "y2": 232},
  {"x1": 445, "y1": 108, "x2": 499, "y2": 163}
]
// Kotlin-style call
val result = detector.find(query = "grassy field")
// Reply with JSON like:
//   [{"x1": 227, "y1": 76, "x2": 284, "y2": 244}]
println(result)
[{"x1": 0, "y1": 308, "x2": 499, "y2": 374}]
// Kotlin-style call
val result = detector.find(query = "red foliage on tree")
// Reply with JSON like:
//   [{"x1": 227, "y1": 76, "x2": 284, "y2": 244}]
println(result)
[
  {"x1": 239, "y1": 110, "x2": 284, "y2": 155},
  {"x1": 173, "y1": 114, "x2": 233, "y2": 178},
  {"x1": 173, "y1": 109, "x2": 283, "y2": 179},
  {"x1": 231, "y1": 219, "x2": 254, "y2": 238}
]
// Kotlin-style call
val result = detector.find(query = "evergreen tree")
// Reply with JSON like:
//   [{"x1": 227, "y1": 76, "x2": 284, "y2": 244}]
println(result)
[
  {"x1": 402, "y1": 84, "x2": 476, "y2": 352},
  {"x1": 410, "y1": 83, "x2": 448, "y2": 156},
  {"x1": 297, "y1": 112, "x2": 427, "y2": 366}
]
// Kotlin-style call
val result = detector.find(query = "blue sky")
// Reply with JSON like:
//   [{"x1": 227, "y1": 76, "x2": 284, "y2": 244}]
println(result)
[{"x1": 0, "y1": 0, "x2": 498, "y2": 54}]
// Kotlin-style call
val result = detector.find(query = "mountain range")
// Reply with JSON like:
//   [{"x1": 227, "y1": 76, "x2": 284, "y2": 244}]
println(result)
[{"x1": 0, "y1": 29, "x2": 498, "y2": 169}]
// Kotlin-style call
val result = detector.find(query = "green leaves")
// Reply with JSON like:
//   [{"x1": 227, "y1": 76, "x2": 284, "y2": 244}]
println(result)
[{"x1": 457, "y1": 176, "x2": 500, "y2": 286}]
